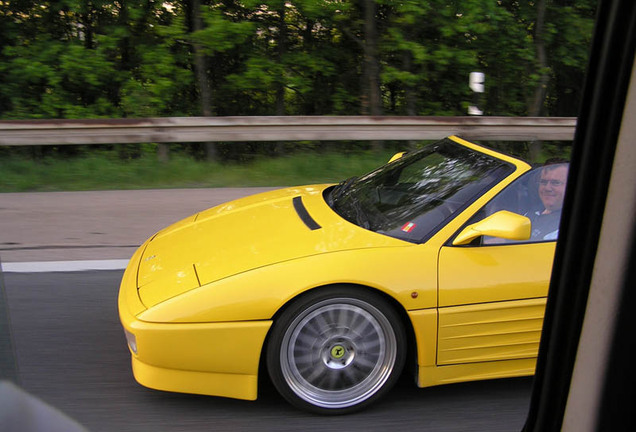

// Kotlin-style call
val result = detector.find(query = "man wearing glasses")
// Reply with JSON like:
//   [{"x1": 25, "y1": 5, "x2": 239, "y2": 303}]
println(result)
[{"x1": 530, "y1": 160, "x2": 569, "y2": 240}]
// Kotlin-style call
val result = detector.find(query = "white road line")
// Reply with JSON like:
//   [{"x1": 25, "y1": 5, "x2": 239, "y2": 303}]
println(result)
[{"x1": 1, "y1": 260, "x2": 129, "y2": 273}]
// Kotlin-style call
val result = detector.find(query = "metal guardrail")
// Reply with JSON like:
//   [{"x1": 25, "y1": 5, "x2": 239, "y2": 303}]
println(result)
[{"x1": 0, "y1": 116, "x2": 577, "y2": 145}]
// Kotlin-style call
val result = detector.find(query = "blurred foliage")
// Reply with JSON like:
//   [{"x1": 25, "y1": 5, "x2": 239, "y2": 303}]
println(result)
[
  {"x1": 0, "y1": 0, "x2": 596, "y2": 162},
  {"x1": 0, "y1": 140, "x2": 571, "y2": 192},
  {"x1": 477, "y1": 140, "x2": 572, "y2": 165},
  {"x1": 0, "y1": 146, "x2": 399, "y2": 192}
]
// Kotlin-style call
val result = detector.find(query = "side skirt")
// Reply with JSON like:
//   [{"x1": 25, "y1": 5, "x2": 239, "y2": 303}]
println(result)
[{"x1": 417, "y1": 358, "x2": 536, "y2": 388}]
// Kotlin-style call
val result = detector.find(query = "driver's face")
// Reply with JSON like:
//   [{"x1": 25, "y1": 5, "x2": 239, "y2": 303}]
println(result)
[{"x1": 539, "y1": 165, "x2": 568, "y2": 213}]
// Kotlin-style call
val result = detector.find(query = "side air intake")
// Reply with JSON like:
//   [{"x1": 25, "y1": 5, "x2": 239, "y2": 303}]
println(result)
[{"x1": 292, "y1": 196, "x2": 321, "y2": 230}]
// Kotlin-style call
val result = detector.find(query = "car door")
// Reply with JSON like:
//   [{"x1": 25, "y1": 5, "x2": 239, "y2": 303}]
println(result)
[
  {"x1": 437, "y1": 241, "x2": 554, "y2": 365},
  {"x1": 436, "y1": 167, "x2": 565, "y2": 366}
]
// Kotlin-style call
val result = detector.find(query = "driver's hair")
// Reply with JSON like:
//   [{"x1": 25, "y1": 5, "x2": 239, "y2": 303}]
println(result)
[{"x1": 542, "y1": 158, "x2": 569, "y2": 174}]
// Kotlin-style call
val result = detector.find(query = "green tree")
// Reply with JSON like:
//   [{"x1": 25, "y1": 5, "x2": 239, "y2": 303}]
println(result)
[
  {"x1": 0, "y1": 0, "x2": 597, "y2": 148},
  {"x1": 382, "y1": 0, "x2": 537, "y2": 116}
]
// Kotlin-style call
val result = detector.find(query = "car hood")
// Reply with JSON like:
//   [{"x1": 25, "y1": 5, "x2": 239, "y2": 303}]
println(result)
[{"x1": 136, "y1": 185, "x2": 407, "y2": 308}]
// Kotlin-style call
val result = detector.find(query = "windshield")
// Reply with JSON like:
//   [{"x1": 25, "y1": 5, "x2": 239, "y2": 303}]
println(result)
[{"x1": 327, "y1": 138, "x2": 514, "y2": 243}]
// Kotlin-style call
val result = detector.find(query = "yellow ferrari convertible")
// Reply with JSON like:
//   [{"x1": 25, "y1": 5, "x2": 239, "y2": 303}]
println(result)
[{"x1": 119, "y1": 135, "x2": 568, "y2": 414}]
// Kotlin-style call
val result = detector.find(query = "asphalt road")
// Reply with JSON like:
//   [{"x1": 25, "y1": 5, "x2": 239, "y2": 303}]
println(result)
[
  {"x1": 2, "y1": 270, "x2": 533, "y2": 432},
  {"x1": 0, "y1": 188, "x2": 278, "y2": 262}
]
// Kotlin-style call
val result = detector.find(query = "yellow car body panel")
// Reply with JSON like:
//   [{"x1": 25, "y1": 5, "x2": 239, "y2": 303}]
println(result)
[
  {"x1": 137, "y1": 244, "x2": 439, "y2": 323},
  {"x1": 418, "y1": 358, "x2": 538, "y2": 388},
  {"x1": 132, "y1": 359, "x2": 261, "y2": 401},
  {"x1": 137, "y1": 186, "x2": 408, "y2": 309},
  {"x1": 438, "y1": 242, "x2": 556, "y2": 307},
  {"x1": 119, "y1": 136, "x2": 557, "y2": 404},
  {"x1": 119, "y1": 250, "x2": 271, "y2": 401},
  {"x1": 128, "y1": 318, "x2": 271, "y2": 400},
  {"x1": 437, "y1": 298, "x2": 547, "y2": 365}
]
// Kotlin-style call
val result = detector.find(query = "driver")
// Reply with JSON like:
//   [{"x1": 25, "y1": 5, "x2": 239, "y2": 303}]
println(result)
[{"x1": 529, "y1": 159, "x2": 569, "y2": 240}]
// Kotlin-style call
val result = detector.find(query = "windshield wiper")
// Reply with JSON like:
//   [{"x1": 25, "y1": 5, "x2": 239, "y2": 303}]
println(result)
[
  {"x1": 332, "y1": 176, "x2": 358, "y2": 201},
  {"x1": 329, "y1": 176, "x2": 372, "y2": 229},
  {"x1": 350, "y1": 199, "x2": 371, "y2": 229}
]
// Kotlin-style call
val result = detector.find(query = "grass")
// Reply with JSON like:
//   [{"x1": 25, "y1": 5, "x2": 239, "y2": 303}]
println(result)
[{"x1": 0, "y1": 150, "x2": 397, "y2": 192}]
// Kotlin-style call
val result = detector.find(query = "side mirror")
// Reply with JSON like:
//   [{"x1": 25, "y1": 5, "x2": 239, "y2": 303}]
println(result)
[
  {"x1": 388, "y1": 152, "x2": 406, "y2": 163},
  {"x1": 453, "y1": 210, "x2": 531, "y2": 246}
]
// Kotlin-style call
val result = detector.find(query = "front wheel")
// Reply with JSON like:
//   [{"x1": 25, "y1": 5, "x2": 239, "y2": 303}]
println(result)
[{"x1": 266, "y1": 287, "x2": 406, "y2": 414}]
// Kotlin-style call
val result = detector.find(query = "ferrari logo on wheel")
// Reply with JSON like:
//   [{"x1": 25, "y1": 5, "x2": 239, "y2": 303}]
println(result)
[{"x1": 331, "y1": 345, "x2": 345, "y2": 359}]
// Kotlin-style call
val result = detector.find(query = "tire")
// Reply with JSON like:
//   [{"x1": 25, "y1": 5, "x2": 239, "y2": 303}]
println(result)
[{"x1": 266, "y1": 286, "x2": 406, "y2": 414}]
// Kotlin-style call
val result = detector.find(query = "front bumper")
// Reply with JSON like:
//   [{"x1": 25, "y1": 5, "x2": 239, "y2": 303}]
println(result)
[{"x1": 118, "y1": 243, "x2": 272, "y2": 401}]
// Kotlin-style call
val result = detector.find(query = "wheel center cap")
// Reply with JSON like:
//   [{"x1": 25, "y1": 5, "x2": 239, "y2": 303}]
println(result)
[{"x1": 331, "y1": 345, "x2": 346, "y2": 359}]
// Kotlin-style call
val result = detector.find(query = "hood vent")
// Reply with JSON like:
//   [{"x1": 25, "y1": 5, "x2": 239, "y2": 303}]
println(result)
[{"x1": 292, "y1": 196, "x2": 321, "y2": 230}]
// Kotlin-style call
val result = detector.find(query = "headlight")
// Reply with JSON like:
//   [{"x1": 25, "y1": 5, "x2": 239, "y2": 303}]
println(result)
[{"x1": 124, "y1": 329, "x2": 137, "y2": 355}]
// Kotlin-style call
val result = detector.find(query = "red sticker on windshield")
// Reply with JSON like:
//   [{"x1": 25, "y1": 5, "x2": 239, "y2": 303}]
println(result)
[{"x1": 401, "y1": 222, "x2": 416, "y2": 233}]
